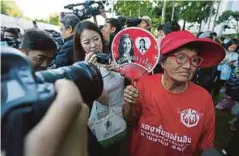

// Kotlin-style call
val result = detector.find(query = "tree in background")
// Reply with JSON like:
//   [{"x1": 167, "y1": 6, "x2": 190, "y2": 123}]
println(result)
[
  {"x1": 114, "y1": 1, "x2": 152, "y2": 18},
  {"x1": 34, "y1": 18, "x2": 49, "y2": 24},
  {"x1": 49, "y1": 13, "x2": 60, "y2": 25},
  {"x1": 1, "y1": 1, "x2": 59, "y2": 26},
  {"x1": 32, "y1": 14, "x2": 59, "y2": 26},
  {"x1": 113, "y1": 0, "x2": 214, "y2": 33},
  {"x1": 1, "y1": 1, "x2": 23, "y2": 17},
  {"x1": 217, "y1": 10, "x2": 239, "y2": 37},
  {"x1": 177, "y1": 1, "x2": 214, "y2": 31},
  {"x1": 114, "y1": 0, "x2": 161, "y2": 30},
  {"x1": 152, "y1": 0, "x2": 180, "y2": 23}
]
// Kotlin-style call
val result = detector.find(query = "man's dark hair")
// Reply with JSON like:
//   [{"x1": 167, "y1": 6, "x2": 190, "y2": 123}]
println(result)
[
  {"x1": 3, "y1": 28, "x2": 19, "y2": 37},
  {"x1": 106, "y1": 18, "x2": 121, "y2": 34},
  {"x1": 157, "y1": 24, "x2": 164, "y2": 31},
  {"x1": 160, "y1": 21, "x2": 181, "y2": 35},
  {"x1": 211, "y1": 32, "x2": 217, "y2": 37},
  {"x1": 117, "y1": 16, "x2": 127, "y2": 29},
  {"x1": 20, "y1": 28, "x2": 57, "y2": 52},
  {"x1": 61, "y1": 14, "x2": 79, "y2": 30},
  {"x1": 99, "y1": 25, "x2": 104, "y2": 30}
]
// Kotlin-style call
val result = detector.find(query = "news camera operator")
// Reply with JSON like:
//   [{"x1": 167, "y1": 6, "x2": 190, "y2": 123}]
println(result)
[
  {"x1": 1, "y1": 46, "x2": 103, "y2": 156},
  {"x1": 50, "y1": 14, "x2": 79, "y2": 68}
]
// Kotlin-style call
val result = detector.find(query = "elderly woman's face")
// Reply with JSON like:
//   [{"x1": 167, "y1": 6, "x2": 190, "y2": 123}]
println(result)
[
  {"x1": 80, "y1": 29, "x2": 103, "y2": 54},
  {"x1": 122, "y1": 37, "x2": 132, "y2": 54},
  {"x1": 162, "y1": 48, "x2": 198, "y2": 82}
]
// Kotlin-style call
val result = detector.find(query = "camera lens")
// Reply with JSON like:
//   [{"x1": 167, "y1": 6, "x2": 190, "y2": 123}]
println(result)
[{"x1": 35, "y1": 62, "x2": 103, "y2": 104}]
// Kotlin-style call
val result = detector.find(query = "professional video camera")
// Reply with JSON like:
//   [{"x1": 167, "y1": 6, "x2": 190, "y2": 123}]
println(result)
[
  {"x1": 64, "y1": 0, "x2": 106, "y2": 20},
  {"x1": 44, "y1": 29, "x2": 61, "y2": 38},
  {"x1": 1, "y1": 47, "x2": 103, "y2": 156},
  {"x1": 126, "y1": 18, "x2": 142, "y2": 27}
]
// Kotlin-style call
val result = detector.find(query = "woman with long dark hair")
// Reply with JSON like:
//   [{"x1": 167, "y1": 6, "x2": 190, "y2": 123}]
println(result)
[
  {"x1": 74, "y1": 21, "x2": 108, "y2": 62},
  {"x1": 73, "y1": 21, "x2": 128, "y2": 156}
]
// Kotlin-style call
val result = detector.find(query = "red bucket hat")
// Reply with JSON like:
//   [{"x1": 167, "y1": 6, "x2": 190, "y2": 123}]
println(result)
[{"x1": 160, "y1": 30, "x2": 225, "y2": 68}]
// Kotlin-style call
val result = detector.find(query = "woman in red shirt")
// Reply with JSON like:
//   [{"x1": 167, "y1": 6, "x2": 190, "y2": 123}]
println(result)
[{"x1": 123, "y1": 30, "x2": 225, "y2": 156}]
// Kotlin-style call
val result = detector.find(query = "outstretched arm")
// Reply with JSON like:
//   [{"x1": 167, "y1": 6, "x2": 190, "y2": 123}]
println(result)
[{"x1": 24, "y1": 79, "x2": 89, "y2": 156}]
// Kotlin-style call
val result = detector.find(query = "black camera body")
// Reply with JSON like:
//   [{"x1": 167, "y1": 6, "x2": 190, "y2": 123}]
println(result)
[
  {"x1": 1, "y1": 47, "x2": 103, "y2": 156},
  {"x1": 64, "y1": 1, "x2": 106, "y2": 20},
  {"x1": 96, "y1": 52, "x2": 112, "y2": 64}
]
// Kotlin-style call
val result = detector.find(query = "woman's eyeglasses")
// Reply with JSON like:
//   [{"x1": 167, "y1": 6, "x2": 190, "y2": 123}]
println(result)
[{"x1": 170, "y1": 53, "x2": 203, "y2": 67}]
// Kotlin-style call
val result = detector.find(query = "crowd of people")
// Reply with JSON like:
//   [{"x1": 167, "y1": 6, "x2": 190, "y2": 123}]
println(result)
[{"x1": 1, "y1": 9, "x2": 239, "y2": 156}]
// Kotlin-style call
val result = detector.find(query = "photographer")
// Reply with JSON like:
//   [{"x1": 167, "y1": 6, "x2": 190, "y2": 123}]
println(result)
[
  {"x1": 74, "y1": 21, "x2": 128, "y2": 156},
  {"x1": 51, "y1": 14, "x2": 79, "y2": 68},
  {"x1": 20, "y1": 29, "x2": 57, "y2": 71},
  {"x1": 25, "y1": 79, "x2": 89, "y2": 156},
  {"x1": 2, "y1": 46, "x2": 103, "y2": 156}
]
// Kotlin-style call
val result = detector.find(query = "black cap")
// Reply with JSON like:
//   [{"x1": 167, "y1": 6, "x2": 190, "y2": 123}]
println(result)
[
  {"x1": 106, "y1": 18, "x2": 121, "y2": 34},
  {"x1": 161, "y1": 21, "x2": 181, "y2": 35}
]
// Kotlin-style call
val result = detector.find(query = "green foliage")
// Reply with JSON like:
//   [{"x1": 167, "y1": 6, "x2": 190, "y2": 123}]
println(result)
[
  {"x1": 32, "y1": 14, "x2": 59, "y2": 26},
  {"x1": 113, "y1": 0, "x2": 214, "y2": 29},
  {"x1": 34, "y1": 18, "x2": 49, "y2": 23},
  {"x1": 232, "y1": 11, "x2": 239, "y2": 22},
  {"x1": 114, "y1": 0, "x2": 151, "y2": 17},
  {"x1": 1, "y1": 1, "x2": 59, "y2": 25},
  {"x1": 49, "y1": 14, "x2": 60, "y2": 25},
  {"x1": 114, "y1": 0, "x2": 162, "y2": 28},
  {"x1": 217, "y1": 10, "x2": 234, "y2": 24},
  {"x1": 152, "y1": 1, "x2": 180, "y2": 23},
  {"x1": 178, "y1": 1, "x2": 214, "y2": 23},
  {"x1": 218, "y1": 10, "x2": 239, "y2": 37},
  {"x1": 1, "y1": 1, "x2": 10, "y2": 15},
  {"x1": 1, "y1": 1, "x2": 23, "y2": 17}
]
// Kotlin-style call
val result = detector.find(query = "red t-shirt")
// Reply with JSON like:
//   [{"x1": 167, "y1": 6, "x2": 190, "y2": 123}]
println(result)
[{"x1": 128, "y1": 74, "x2": 215, "y2": 156}]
